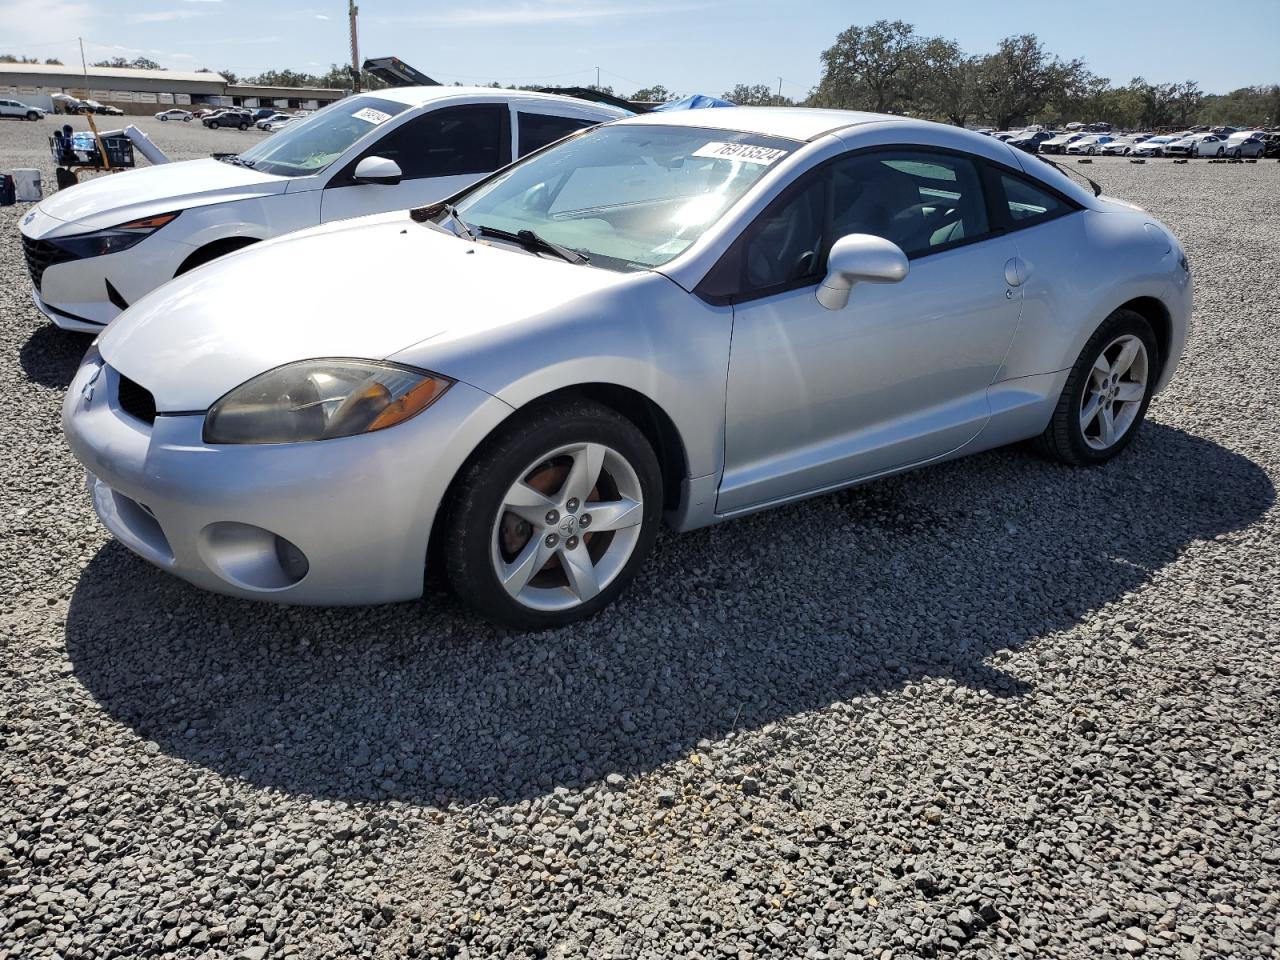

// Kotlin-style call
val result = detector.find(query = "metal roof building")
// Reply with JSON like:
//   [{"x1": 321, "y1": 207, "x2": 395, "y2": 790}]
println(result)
[{"x1": 0, "y1": 62, "x2": 343, "y2": 114}]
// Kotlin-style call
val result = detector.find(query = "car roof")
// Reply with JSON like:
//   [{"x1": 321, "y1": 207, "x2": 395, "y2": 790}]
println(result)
[
  {"x1": 614, "y1": 106, "x2": 905, "y2": 142},
  {"x1": 363, "y1": 85, "x2": 629, "y2": 117}
]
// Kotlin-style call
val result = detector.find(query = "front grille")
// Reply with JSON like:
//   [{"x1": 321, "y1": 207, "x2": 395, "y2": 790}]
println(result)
[
  {"x1": 116, "y1": 373, "x2": 157, "y2": 425},
  {"x1": 21, "y1": 235, "x2": 75, "y2": 292}
]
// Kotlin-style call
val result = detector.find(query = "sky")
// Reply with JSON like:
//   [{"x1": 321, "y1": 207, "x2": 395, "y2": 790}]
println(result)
[{"x1": 3, "y1": 0, "x2": 1277, "y2": 97}]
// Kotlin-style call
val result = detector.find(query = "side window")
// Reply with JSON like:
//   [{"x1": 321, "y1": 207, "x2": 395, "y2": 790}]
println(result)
[
  {"x1": 698, "y1": 172, "x2": 828, "y2": 302},
  {"x1": 997, "y1": 172, "x2": 1071, "y2": 227},
  {"x1": 517, "y1": 112, "x2": 597, "y2": 158},
  {"x1": 354, "y1": 104, "x2": 508, "y2": 181},
  {"x1": 830, "y1": 151, "x2": 989, "y2": 256}
]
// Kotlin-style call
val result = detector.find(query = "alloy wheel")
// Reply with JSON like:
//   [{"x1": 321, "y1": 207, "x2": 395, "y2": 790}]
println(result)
[
  {"x1": 490, "y1": 442, "x2": 644, "y2": 612},
  {"x1": 1080, "y1": 334, "x2": 1149, "y2": 451}
]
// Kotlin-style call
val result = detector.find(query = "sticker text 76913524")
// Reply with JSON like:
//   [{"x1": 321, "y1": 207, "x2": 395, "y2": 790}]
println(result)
[{"x1": 692, "y1": 142, "x2": 790, "y2": 165}]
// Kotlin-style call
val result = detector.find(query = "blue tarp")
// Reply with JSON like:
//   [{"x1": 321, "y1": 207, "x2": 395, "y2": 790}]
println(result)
[{"x1": 652, "y1": 94, "x2": 735, "y2": 112}]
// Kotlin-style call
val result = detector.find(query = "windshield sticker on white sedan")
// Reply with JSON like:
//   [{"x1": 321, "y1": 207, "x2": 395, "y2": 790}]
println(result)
[
  {"x1": 352, "y1": 107, "x2": 393, "y2": 125},
  {"x1": 693, "y1": 142, "x2": 789, "y2": 165}
]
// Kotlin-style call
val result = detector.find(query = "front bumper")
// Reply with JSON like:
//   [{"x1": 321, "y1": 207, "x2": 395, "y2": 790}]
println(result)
[
  {"x1": 20, "y1": 227, "x2": 195, "y2": 330},
  {"x1": 63, "y1": 352, "x2": 513, "y2": 605}
]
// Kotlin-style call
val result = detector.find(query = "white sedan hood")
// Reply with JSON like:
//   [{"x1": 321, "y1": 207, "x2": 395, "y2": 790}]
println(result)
[
  {"x1": 98, "y1": 214, "x2": 631, "y2": 411},
  {"x1": 29, "y1": 157, "x2": 289, "y2": 236}
]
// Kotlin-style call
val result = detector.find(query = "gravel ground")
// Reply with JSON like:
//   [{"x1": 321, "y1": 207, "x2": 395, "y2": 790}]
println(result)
[{"x1": 2, "y1": 118, "x2": 1278, "y2": 959}]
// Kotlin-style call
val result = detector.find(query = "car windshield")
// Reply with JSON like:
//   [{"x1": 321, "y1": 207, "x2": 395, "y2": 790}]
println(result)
[
  {"x1": 450, "y1": 124, "x2": 798, "y2": 272},
  {"x1": 235, "y1": 95, "x2": 410, "y2": 177}
]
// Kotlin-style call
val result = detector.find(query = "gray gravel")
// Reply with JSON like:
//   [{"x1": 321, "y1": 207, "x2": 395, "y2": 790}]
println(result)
[{"x1": 2, "y1": 118, "x2": 1279, "y2": 959}]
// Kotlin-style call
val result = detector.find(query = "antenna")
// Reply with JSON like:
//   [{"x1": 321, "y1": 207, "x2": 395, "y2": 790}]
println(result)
[{"x1": 348, "y1": 1, "x2": 361, "y2": 93}]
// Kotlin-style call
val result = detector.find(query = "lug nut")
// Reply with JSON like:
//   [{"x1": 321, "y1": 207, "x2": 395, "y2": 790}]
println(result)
[
  {"x1": 566, "y1": 497, "x2": 580, "y2": 513},
  {"x1": 578, "y1": 514, "x2": 591, "y2": 529},
  {"x1": 544, "y1": 533, "x2": 559, "y2": 548},
  {"x1": 566, "y1": 536, "x2": 580, "y2": 550},
  {"x1": 545, "y1": 509, "x2": 559, "y2": 525}
]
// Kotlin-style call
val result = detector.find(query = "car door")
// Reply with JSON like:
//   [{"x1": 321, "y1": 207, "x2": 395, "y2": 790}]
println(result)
[
  {"x1": 711, "y1": 148, "x2": 1024, "y2": 514},
  {"x1": 320, "y1": 103, "x2": 511, "y2": 223}
]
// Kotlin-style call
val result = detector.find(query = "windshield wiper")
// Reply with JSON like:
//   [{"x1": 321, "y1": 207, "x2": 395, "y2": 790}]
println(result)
[
  {"x1": 441, "y1": 203, "x2": 476, "y2": 241},
  {"x1": 215, "y1": 154, "x2": 255, "y2": 168},
  {"x1": 479, "y1": 225, "x2": 589, "y2": 265}
]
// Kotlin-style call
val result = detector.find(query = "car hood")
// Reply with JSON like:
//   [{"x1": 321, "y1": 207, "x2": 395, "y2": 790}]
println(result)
[
  {"x1": 30, "y1": 157, "x2": 289, "y2": 235},
  {"x1": 97, "y1": 213, "x2": 634, "y2": 411}
]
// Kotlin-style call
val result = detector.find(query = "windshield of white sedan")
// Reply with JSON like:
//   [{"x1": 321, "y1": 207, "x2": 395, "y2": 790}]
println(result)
[
  {"x1": 450, "y1": 125, "x2": 799, "y2": 271},
  {"x1": 234, "y1": 96, "x2": 409, "y2": 177}
]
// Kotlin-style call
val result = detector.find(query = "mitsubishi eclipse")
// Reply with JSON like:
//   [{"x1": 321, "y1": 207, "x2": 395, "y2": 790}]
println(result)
[
  {"x1": 63, "y1": 108, "x2": 1192, "y2": 629},
  {"x1": 20, "y1": 87, "x2": 625, "y2": 331}
]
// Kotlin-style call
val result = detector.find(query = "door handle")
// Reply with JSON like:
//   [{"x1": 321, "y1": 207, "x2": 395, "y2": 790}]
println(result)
[{"x1": 1004, "y1": 257, "x2": 1028, "y2": 288}]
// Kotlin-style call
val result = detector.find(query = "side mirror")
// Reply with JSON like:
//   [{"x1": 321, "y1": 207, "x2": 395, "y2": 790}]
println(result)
[
  {"x1": 816, "y1": 233, "x2": 909, "y2": 310},
  {"x1": 352, "y1": 156, "x2": 403, "y2": 186}
]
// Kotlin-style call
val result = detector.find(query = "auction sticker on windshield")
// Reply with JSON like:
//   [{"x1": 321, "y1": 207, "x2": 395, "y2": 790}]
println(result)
[
  {"x1": 352, "y1": 107, "x2": 393, "y2": 125},
  {"x1": 692, "y1": 142, "x2": 789, "y2": 165}
]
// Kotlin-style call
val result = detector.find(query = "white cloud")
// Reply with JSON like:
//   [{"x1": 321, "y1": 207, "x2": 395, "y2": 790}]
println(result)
[
  {"x1": 315, "y1": 13, "x2": 329, "y2": 18},
  {"x1": 129, "y1": 9, "x2": 204, "y2": 22},
  {"x1": 1, "y1": 0, "x2": 94, "y2": 51}
]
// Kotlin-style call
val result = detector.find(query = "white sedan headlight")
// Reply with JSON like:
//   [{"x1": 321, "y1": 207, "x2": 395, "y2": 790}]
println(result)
[{"x1": 204, "y1": 359, "x2": 452, "y2": 444}]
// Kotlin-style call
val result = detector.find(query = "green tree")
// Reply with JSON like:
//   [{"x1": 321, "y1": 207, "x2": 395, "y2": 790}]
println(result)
[
  {"x1": 909, "y1": 37, "x2": 978, "y2": 125},
  {"x1": 972, "y1": 34, "x2": 1088, "y2": 129},
  {"x1": 722, "y1": 83, "x2": 792, "y2": 106},
  {"x1": 93, "y1": 56, "x2": 164, "y2": 70},
  {"x1": 630, "y1": 85, "x2": 676, "y2": 103},
  {"x1": 810, "y1": 19, "x2": 921, "y2": 112}
]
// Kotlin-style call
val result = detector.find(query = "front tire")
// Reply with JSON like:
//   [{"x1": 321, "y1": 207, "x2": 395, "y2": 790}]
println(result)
[
  {"x1": 1216, "y1": 147, "x2": 1224, "y2": 157},
  {"x1": 442, "y1": 399, "x2": 662, "y2": 630},
  {"x1": 1034, "y1": 309, "x2": 1159, "y2": 466},
  {"x1": 27, "y1": 112, "x2": 39, "y2": 121}
]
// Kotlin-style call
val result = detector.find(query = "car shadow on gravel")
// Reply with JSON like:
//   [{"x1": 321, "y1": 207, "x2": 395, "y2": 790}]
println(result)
[
  {"x1": 19, "y1": 323, "x2": 93, "y2": 390},
  {"x1": 64, "y1": 423, "x2": 1273, "y2": 807}
]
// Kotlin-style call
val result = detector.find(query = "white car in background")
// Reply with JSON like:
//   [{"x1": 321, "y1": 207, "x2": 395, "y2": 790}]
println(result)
[
  {"x1": 1038, "y1": 132, "x2": 1084, "y2": 155},
  {"x1": 1100, "y1": 137, "x2": 1143, "y2": 156},
  {"x1": 255, "y1": 112, "x2": 293, "y2": 130},
  {"x1": 261, "y1": 116, "x2": 302, "y2": 133},
  {"x1": 1066, "y1": 135, "x2": 1114, "y2": 155},
  {"x1": 19, "y1": 87, "x2": 626, "y2": 331},
  {"x1": 154, "y1": 109, "x2": 193, "y2": 122},
  {"x1": 0, "y1": 98, "x2": 46, "y2": 120},
  {"x1": 1224, "y1": 130, "x2": 1266, "y2": 158},
  {"x1": 1165, "y1": 133, "x2": 1226, "y2": 158},
  {"x1": 1130, "y1": 135, "x2": 1180, "y2": 157}
]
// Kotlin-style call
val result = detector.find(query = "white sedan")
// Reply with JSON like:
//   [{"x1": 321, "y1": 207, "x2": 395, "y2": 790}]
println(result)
[
  {"x1": 63, "y1": 108, "x2": 1192, "y2": 628},
  {"x1": 154, "y1": 109, "x2": 193, "y2": 122},
  {"x1": 19, "y1": 87, "x2": 626, "y2": 331},
  {"x1": 1164, "y1": 133, "x2": 1228, "y2": 158},
  {"x1": 1065, "y1": 135, "x2": 1114, "y2": 155}
]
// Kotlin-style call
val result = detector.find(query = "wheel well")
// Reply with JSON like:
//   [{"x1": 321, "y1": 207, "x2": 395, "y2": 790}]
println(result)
[
  {"x1": 506, "y1": 384, "x2": 689, "y2": 509},
  {"x1": 424, "y1": 383, "x2": 691, "y2": 592},
  {"x1": 1118, "y1": 296, "x2": 1172, "y2": 376},
  {"x1": 175, "y1": 236, "x2": 259, "y2": 276}
]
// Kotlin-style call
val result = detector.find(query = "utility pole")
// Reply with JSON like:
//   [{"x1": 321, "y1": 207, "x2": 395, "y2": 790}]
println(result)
[
  {"x1": 348, "y1": 1, "x2": 361, "y2": 93},
  {"x1": 777, "y1": 77, "x2": 783, "y2": 99},
  {"x1": 79, "y1": 37, "x2": 87, "y2": 86},
  {"x1": 596, "y1": 66, "x2": 600, "y2": 89}
]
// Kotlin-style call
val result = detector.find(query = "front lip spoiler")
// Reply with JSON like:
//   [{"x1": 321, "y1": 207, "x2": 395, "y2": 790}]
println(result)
[{"x1": 30, "y1": 289, "x2": 105, "y2": 330}]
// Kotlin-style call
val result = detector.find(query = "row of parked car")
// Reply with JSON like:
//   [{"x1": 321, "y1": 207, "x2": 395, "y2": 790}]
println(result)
[
  {"x1": 153, "y1": 106, "x2": 306, "y2": 131},
  {"x1": 990, "y1": 125, "x2": 1278, "y2": 159}
]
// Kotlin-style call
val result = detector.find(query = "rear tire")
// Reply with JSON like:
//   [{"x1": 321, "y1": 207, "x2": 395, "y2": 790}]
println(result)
[
  {"x1": 27, "y1": 112, "x2": 39, "y2": 121},
  {"x1": 1034, "y1": 309, "x2": 1159, "y2": 466},
  {"x1": 238, "y1": 122, "x2": 248, "y2": 130},
  {"x1": 441, "y1": 399, "x2": 662, "y2": 630}
]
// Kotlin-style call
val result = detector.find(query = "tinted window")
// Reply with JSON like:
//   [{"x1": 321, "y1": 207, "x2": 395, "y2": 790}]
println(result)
[
  {"x1": 518, "y1": 112, "x2": 597, "y2": 157},
  {"x1": 362, "y1": 104, "x2": 508, "y2": 180},
  {"x1": 831, "y1": 151, "x2": 989, "y2": 256},
  {"x1": 999, "y1": 172, "x2": 1071, "y2": 226},
  {"x1": 701, "y1": 175, "x2": 827, "y2": 299}
]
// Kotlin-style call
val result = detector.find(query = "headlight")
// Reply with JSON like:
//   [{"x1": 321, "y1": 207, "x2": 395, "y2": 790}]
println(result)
[
  {"x1": 203, "y1": 359, "x2": 453, "y2": 444},
  {"x1": 52, "y1": 212, "x2": 180, "y2": 259}
]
